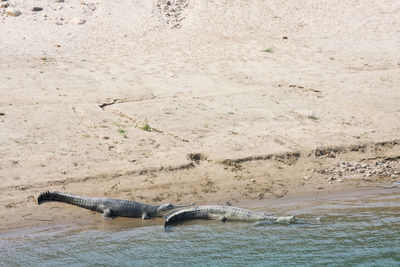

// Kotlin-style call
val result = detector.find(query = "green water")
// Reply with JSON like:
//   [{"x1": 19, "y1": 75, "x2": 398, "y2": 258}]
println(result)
[{"x1": 1, "y1": 189, "x2": 399, "y2": 266}]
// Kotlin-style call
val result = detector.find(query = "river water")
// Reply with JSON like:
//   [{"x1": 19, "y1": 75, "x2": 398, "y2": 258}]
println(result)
[{"x1": 1, "y1": 188, "x2": 399, "y2": 266}]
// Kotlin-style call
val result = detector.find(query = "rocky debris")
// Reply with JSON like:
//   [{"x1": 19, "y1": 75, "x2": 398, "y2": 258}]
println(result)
[
  {"x1": 157, "y1": 0, "x2": 187, "y2": 29},
  {"x1": 5, "y1": 7, "x2": 21, "y2": 16},
  {"x1": 72, "y1": 17, "x2": 85, "y2": 25},
  {"x1": 187, "y1": 153, "x2": 207, "y2": 163},
  {"x1": 31, "y1": 7, "x2": 43, "y2": 12},
  {"x1": 313, "y1": 158, "x2": 400, "y2": 182},
  {"x1": 0, "y1": 2, "x2": 9, "y2": 8}
]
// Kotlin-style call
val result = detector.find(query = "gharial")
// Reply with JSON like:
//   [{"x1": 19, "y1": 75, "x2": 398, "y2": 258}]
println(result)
[
  {"x1": 38, "y1": 191, "x2": 194, "y2": 219},
  {"x1": 163, "y1": 205, "x2": 296, "y2": 227}
]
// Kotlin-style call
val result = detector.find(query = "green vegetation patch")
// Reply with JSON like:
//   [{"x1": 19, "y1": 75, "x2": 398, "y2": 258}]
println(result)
[{"x1": 261, "y1": 48, "x2": 273, "y2": 53}]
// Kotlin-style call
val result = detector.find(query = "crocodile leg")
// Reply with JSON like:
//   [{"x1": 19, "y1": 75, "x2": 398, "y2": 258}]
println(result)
[{"x1": 102, "y1": 208, "x2": 113, "y2": 219}]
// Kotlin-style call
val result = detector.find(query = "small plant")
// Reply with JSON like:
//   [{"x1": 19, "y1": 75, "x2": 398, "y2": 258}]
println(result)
[
  {"x1": 308, "y1": 114, "x2": 319, "y2": 121},
  {"x1": 261, "y1": 48, "x2": 273, "y2": 53},
  {"x1": 41, "y1": 57, "x2": 47, "y2": 61},
  {"x1": 118, "y1": 129, "x2": 128, "y2": 138},
  {"x1": 140, "y1": 124, "x2": 151, "y2": 131},
  {"x1": 82, "y1": 134, "x2": 91, "y2": 138}
]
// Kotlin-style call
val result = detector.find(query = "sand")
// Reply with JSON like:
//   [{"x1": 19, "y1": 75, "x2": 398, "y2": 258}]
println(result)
[{"x1": 0, "y1": 0, "x2": 399, "y2": 232}]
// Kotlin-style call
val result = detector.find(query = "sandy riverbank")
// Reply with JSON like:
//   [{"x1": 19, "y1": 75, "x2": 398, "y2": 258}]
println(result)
[{"x1": 0, "y1": 0, "x2": 399, "y2": 232}]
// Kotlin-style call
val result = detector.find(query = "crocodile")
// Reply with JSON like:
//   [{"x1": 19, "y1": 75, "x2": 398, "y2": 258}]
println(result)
[
  {"x1": 163, "y1": 205, "x2": 296, "y2": 227},
  {"x1": 38, "y1": 191, "x2": 194, "y2": 219}
]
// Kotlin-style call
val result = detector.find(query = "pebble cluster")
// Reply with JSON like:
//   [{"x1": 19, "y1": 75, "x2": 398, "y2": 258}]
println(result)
[
  {"x1": 1, "y1": 0, "x2": 19, "y2": 16},
  {"x1": 306, "y1": 158, "x2": 400, "y2": 183},
  {"x1": 157, "y1": 0, "x2": 187, "y2": 29},
  {"x1": 1, "y1": 0, "x2": 94, "y2": 25}
]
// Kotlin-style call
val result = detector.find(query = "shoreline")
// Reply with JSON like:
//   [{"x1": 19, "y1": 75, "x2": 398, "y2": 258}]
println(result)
[
  {"x1": 1, "y1": 185, "x2": 399, "y2": 235},
  {"x1": 1, "y1": 139, "x2": 400, "y2": 233}
]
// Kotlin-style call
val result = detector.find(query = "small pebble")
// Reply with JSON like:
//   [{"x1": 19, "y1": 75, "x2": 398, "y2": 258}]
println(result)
[
  {"x1": 6, "y1": 7, "x2": 21, "y2": 16},
  {"x1": 72, "y1": 17, "x2": 86, "y2": 24},
  {"x1": 32, "y1": 7, "x2": 43, "y2": 12}
]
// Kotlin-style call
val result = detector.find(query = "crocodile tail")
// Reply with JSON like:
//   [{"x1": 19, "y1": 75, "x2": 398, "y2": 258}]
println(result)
[
  {"x1": 163, "y1": 209, "x2": 185, "y2": 227},
  {"x1": 37, "y1": 191, "x2": 97, "y2": 211},
  {"x1": 163, "y1": 210, "x2": 178, "y2": 221},
  {"x1": 163, "y1": 208, "x2": 203, "y2": 227},
  {"x1": 38, "y1": 191, "x2": 58, "y2": 204},
  {"x1": 38, "y1": 191, "x2": 77, "y2": 204}
]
